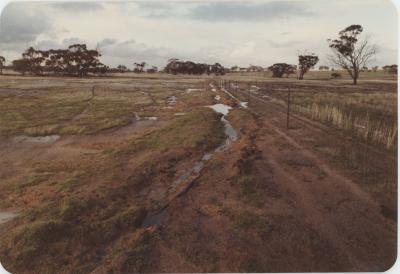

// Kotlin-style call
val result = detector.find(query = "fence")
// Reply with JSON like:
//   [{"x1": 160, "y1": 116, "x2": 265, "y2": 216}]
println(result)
[{"x1": 216, "y1": 79, "x2": 397, "y2": 151}]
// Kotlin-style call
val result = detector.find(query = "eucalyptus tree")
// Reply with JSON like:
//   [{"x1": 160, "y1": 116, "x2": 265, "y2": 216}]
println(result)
[{"x1": 328, "y1": 25, "x2": 377, "y2": 85}]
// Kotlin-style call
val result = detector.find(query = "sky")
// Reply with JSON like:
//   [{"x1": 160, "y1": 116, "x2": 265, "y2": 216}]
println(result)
[{"x1": 0, "y1": 0, "x2": 397, "y2": 69}]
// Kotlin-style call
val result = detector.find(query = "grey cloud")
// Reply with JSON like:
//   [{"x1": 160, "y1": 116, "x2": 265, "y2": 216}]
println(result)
[
  {"x1": 62, "y1": 37, "x2": 86, "y2": 46},
  {"x1": 98, "y1": 39, "x2": 183, "y2": 67},
  {"x1": 136, "y1": 2, "x2": 173, "y2": 11},
  {"x1": 102, "y1": 39, "x2": 170, "y2": 59},
  {"x1": 33, "y1": 37, "x2": 87, "y2": 51},
  {"x1": 50, "y1": 2, "x2": 103, "y2": 13},
  {"x1": 135, "y1": 2, "x2": 174, "y2": 18},
  {"x1": 0, "y1": 3, "x2": 51, "y2": 46},
  {"x1": 266, "y1": 39, "x2": 302, "y2": 48},
  {"x1": 35, "y1": 39, "x2": 61, "y2": 50},
  {"x1": 188, "y1": 1, "x2": 314, "y2": 22},
  {"x1": 98, "y1": 38, "x2": 117, "y2": 48}
]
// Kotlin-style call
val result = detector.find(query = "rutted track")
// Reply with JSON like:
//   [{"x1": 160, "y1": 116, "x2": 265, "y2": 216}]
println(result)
[{"x1": 233, "y1": 84, "x2": 396, "y2": 161}]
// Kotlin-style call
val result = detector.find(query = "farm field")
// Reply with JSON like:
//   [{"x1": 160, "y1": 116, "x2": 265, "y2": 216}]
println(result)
[{"x1": 0, "y1": 73, "x2": 397, "y2": 273}]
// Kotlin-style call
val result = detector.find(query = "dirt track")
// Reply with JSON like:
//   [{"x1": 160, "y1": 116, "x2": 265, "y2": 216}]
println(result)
[
  {"x1": 255, "y1": 109, "x2": 396, "y2": 271},
  {"x1": 150, "y1": 83, "x2": 397, "y2": 272}
]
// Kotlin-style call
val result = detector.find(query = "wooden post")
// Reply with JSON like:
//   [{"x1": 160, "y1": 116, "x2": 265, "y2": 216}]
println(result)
[
  {"x1": 248, "y1": 83, "x2": 251, "y2": 106},
  {"x1": 235, "y1": 81, "x2": 238, "y2": 97},
  {"x1": 287, "y1": 87, "x2": 291, "y2": 129}
]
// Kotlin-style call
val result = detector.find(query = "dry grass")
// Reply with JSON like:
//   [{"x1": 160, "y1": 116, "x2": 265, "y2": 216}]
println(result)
[
  {"x1": 290, "y1": 91, "x2": 397, "y2": 150},
  {"x1": 233, "y1": 81, "x2": 397, "y2": 151}
]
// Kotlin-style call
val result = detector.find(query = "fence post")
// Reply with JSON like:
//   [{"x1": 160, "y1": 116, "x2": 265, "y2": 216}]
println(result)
[
  {"x1": 287, "y1": 87, "x2": 291, "y2": 129},
  {"x1": 248, "y1": 83, "x2": 251, "y2": 106}
]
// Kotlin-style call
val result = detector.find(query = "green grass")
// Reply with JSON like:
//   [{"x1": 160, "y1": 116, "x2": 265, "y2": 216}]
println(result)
[
  {"x1": 0, "y1": 84, "x2": 169, "y2": 136},
  {"x1": 126, "y1": 108, "x2": 225, "y2": 153}
]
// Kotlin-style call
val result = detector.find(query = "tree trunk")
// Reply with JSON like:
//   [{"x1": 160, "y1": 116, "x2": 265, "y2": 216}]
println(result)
[
  {"x1": 352, "y1": 66, "x2": 359, "y2": 85},
  {"x1": 352, "y1": 69, "x2": 358, "y2": 85}
]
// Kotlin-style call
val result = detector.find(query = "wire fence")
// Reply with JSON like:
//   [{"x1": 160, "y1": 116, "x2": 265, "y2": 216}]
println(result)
[{"x1": 216, "y1": 79, "x2": 397, "y2": 151}]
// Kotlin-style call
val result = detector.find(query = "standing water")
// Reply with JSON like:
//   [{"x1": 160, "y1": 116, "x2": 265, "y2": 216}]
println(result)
[{"x1": 142, "y1": 103, "x2": 239, "y2": 228}]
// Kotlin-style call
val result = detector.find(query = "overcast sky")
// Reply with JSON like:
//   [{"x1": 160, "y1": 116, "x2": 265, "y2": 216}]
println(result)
[{"x1": 0, "y1": 0, "x2": 397, "y2": 68}]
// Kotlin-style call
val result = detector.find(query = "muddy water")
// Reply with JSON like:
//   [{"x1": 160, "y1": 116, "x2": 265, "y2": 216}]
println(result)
[
  {"x1": 186, "y1": 88, "x2": 201, "y2": 93},
  {"x1": 13, "y1": 135, "x2": 60, "y2": 144},
  {"x1": 172, "y1": 103, "x2": 238, "y2": 184},
  {"x1": 167, "y1": 96, "x2": 177, "y2": 104},
  {"x1": 134, "y1": 113, "x2": 158, "y2": 121},
  {"x1": 142, "y1": 103, "x2": 239, "y2": 228},
  {"x1": 221, "y1": 87, "x2": 248, "y2": 109},
  {"x1": 0, "y1": 212, "x2": 18, "y2": 225}
]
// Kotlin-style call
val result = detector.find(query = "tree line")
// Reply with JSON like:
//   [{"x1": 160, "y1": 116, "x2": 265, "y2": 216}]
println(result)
[
  {"x1": 10, "y1": 44, "x2": 107, "y2": 77},
  {"x1": 164, "y1": 59, "x2": 225, "y2": 75},
  {"x1": 0, "y1": 25, "x2": 397, "y2": 84}
]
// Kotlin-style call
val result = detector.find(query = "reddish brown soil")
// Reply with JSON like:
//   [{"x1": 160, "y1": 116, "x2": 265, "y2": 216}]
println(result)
[
  {"x1": 0, "y1": 80, "x2": 396, "y2": 273},
  {"x1": 146, "y1": 83, "x2": 396, "y2": 272}
]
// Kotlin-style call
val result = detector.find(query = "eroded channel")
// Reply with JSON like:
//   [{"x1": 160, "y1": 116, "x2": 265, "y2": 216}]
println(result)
[{"x1": 142, "y1": 103, "x2": 239, "y2": 228}]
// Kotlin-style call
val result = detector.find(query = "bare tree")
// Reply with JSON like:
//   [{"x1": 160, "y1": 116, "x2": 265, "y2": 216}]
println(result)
[
  {"x1": 328, "y1": 25, "x2": 377, "y2": 85},
  {"x1": 0, "y1": 56, "x2": 5, "y2": 74}
]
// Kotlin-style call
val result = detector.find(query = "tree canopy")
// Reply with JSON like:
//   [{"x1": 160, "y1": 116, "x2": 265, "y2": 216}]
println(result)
[
  {"x1": 298, "y1": 54, "x2": 319, "y2": 80},
  {"x1": 11, "y1": 44, "x2": 107, "y2": 77},
  {"x1": 164, "y1": 59, "x2": 225, "y2": 75},
  {"x1": 328, "y1": 24, "x2": 377, "y2": 85},
  {"x1": 268, "y1": 63, "x2": 296, "y2": 78},
  {"x1": 0, "y1": 56, "x2": 5, "y2": 74}
]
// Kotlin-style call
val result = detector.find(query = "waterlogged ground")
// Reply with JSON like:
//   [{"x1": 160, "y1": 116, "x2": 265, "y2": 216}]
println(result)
[
  {"x1": 0, "y1": 75, "x2": 235, "y2": 272},
  {"x1": 0, "y1": 74, "x2": 396, "y2": 273}
]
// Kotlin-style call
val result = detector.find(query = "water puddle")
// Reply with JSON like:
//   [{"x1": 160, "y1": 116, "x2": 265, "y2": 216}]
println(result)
[
  {"x1": 221, "y1": 87, "x2": 248, "y2": 109},
  {"x1": 134, "y1": 112, "x2": 141, "y2": 121},
  {"x1": 169, "y1": 104, "x2": 238, "y2": 193},
  {"x1": 209, "y1": 83, "x2": 217, "y2": 92},
  {"x1": 143, "y1": 117, "x2": 159, "y2": 121},
  {"x1": 0, "y1": 212, "x2": 18, "y2": 225},
  {"x1": 13, "y1": 135, "x2": 60, "y2": 144},
  {"x1": 239, "y1": 102, "x2": 248, "y2": 108},
  {"x1": 186, "y1": 88, "x2": 201, "y2": 93},
  {"x1": 167, "y1": 96, "x2": 177, "y2": 104},
  {"x1": 142, "y1": 208, "x2": 168, "y2": 228},
  {"x1": 134, "y1": 113, "x2": 158, "y2": 121},
  {"x1": 208, "y1": 103, "x2": 231, "y2": 116},
  {"x1": 142, "y1": 103, "x2": 239, "y2": 228}
]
